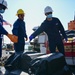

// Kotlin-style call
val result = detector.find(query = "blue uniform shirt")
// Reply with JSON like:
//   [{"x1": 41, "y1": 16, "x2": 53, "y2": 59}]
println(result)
[
  {"x1": 12, "y1": 19, "x2": 27, "y2": 44},
  {"x1": 31, "y1": 17, "x2": 67, "y2": 42}
]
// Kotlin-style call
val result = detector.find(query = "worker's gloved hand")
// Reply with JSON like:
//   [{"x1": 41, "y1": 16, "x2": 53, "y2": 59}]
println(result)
[
  {"x1": 29, "y1": 35, "x2": 34, "y2": 41},
  {"x1": 65, "y1": 37, "x2": 68, "y2": 42},
  {"x1": 6, "y1": 34, "x2": 18, "y2": 43}
]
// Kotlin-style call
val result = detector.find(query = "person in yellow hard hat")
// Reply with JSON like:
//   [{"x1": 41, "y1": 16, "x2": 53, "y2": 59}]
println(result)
[
  {"x1": 16, "y1": 9, "x2": 25, "y2": 15},
  {"x1": 12, "y1": 9, "x2": 28, "y2": 54}
]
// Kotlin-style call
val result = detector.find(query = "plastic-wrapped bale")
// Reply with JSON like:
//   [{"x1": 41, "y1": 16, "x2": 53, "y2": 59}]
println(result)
[
  {"x1": 30, "y1": 52, "x2": 72, "y2": 75},
  {"x1": 4, "y1": 53, "x2": 32, "y2": 73},
  {"x1": 19, "y1": 53, "x2": 32, "y2": 73},
  {"x1": 4, "y1": 53, "x2": 21, "y2": 71}
]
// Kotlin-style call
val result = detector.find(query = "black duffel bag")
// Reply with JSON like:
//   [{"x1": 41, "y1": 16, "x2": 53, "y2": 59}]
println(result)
[{"x1": 4, "y1": 53, "x2": 32, "y2": 73}]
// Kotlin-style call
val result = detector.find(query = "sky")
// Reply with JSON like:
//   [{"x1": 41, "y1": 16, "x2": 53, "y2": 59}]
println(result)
[{"x1": 2, "y1": 0, "x2": 75, "y2": 43}]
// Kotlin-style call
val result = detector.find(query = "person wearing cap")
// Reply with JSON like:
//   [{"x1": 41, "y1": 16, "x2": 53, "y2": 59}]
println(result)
[
  {"x1": 0, "y1": 0, "x2": 18, "y2": 58},
  {"x1": 29, "y1": 6, "x2": 67, "y2": 55},
  {"x1": 12, "y1": 9, "x2": 28, "y2": 54}
]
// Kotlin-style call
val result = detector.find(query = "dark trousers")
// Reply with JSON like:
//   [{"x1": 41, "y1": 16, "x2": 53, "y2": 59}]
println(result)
[
  {"x1": 49, "y1": 41, "x2": 65, "y2": 55},
  {"x1": 0, "y1": 39, "x2": 2, "y2": 58},
  {"x1": 14, "y1": 43, "x2": 24, "y2": 54}
]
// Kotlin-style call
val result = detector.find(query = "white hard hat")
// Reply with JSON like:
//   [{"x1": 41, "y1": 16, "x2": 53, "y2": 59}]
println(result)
[
  {"x1": 44, "y1": 6, "x2": 53, "y2": 14},
  {"x1": 0, "y1": 0, "x2": 7, "y2": 8}
]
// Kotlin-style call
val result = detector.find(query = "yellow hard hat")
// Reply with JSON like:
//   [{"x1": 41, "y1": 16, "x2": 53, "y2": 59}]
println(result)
[{"x1": 16, "y1": 9, "x2": 25, "y2": 15}]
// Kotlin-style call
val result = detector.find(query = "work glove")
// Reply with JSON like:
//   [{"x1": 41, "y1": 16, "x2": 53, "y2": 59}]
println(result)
[
  {"x1": 29, "y1": 35, "x2": 34, "y2": 41},
  {"x1": 6, "y1": 34, "x2": 18, "y2": 43}
]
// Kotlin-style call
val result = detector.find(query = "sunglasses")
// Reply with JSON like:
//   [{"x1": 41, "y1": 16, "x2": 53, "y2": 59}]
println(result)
[
  {"x1": 0, "y1": 4, "x2": 6, "y2": 10},
  {"x1": 18, "y1": 14, "x2": 24, "y2": 17},
  {"x1": 45, "y1": 12, "x2": 52, "y2": 15}
]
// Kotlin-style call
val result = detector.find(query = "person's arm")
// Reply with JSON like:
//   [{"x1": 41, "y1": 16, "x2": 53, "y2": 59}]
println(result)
[
  {"x1": 29, "y1": 22, "x2": 45, "y2": 41},
  {"x1": 58, "y1": 18, "x2": 67, "y2": 39},
  {"x1": 12, "y1": 22, "x2": 19, "y2": 36},
  {"x1": 31, "y1": 22, "x2": 45, "y2": 38},
  {"x1": 0, "y1": 24, "x2": 8, "y2": 35},
  {"x1": 24, "y1": 22, "x2": 28, "y2": 41},
  {"x1": 24, "y1": 22, "x2": 27, "y2": 38},
  {"x1": 0, "y1": 23, "x2": 18, "y2": 43}
]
